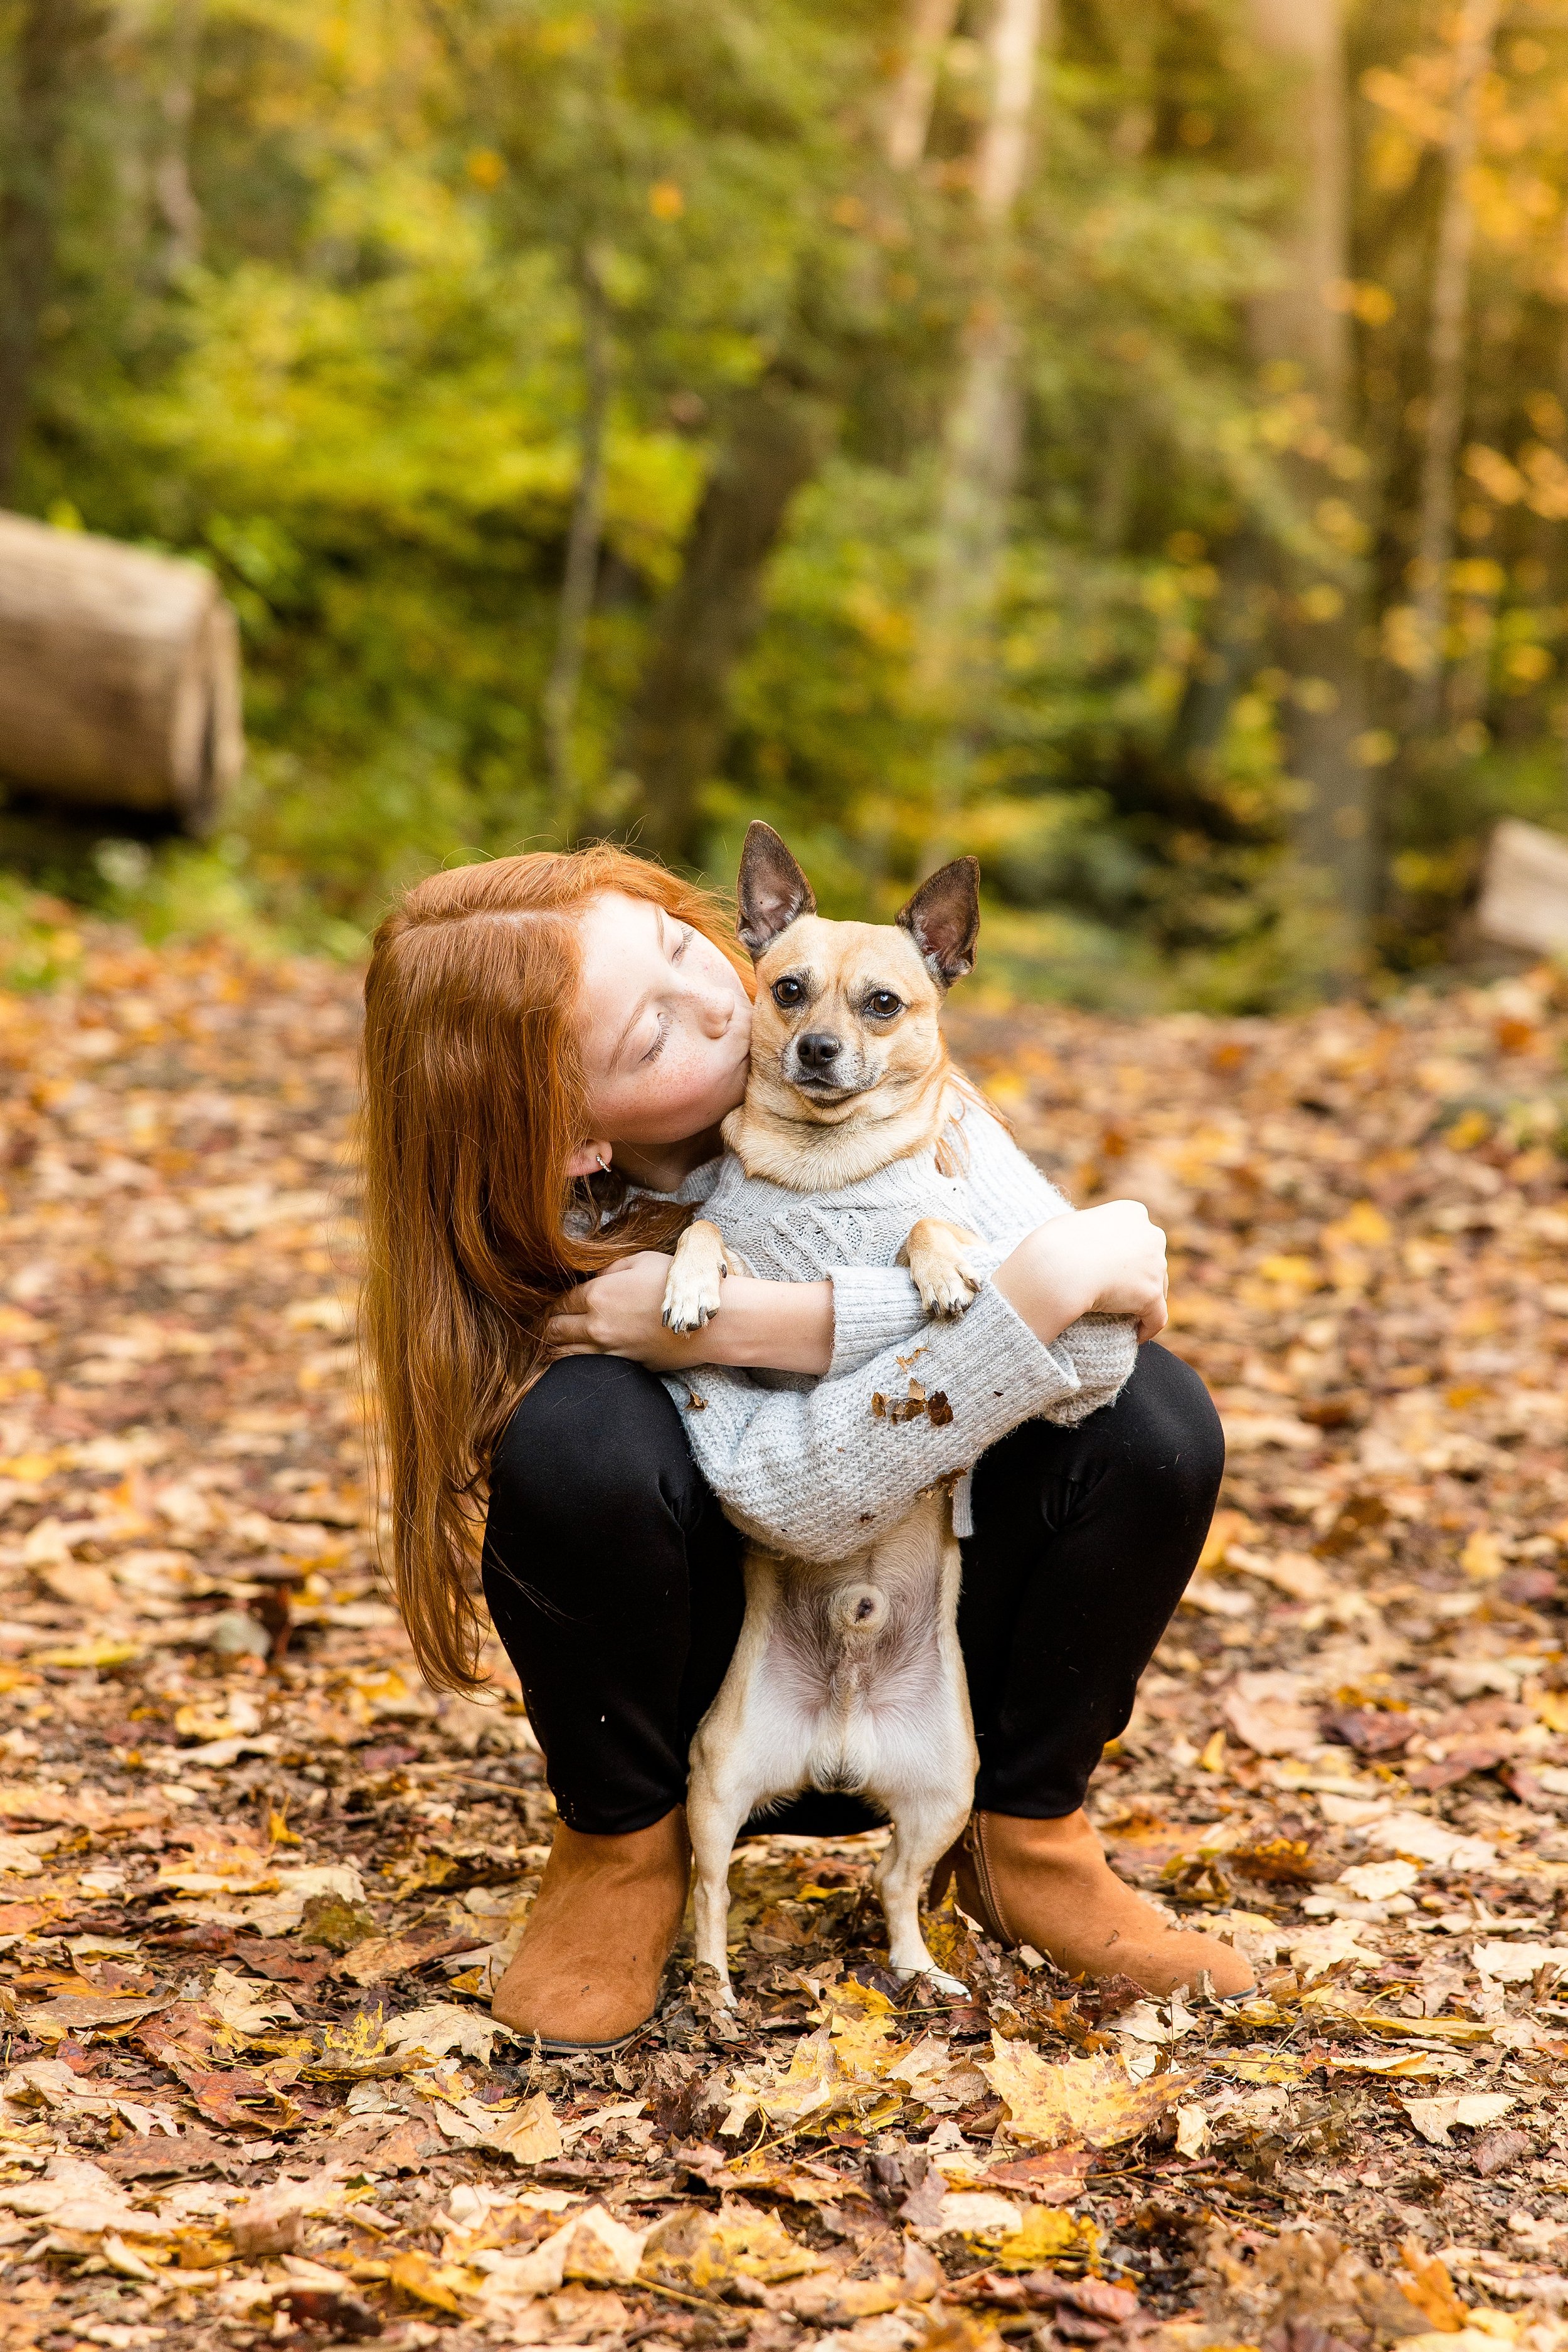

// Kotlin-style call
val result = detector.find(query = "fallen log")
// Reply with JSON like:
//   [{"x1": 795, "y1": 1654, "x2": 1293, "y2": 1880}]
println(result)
[{"x1": 0, "y1": 509, "x2": 243, "y2": 827}]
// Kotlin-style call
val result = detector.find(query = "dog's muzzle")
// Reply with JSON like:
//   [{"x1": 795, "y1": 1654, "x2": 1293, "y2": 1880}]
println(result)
[{"x1": 787, "y1": 1038, "x2": 875, "y2": 1101}]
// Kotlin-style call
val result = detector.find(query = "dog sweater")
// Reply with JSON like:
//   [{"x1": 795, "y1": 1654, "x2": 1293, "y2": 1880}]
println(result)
[{"x1": 645, "y1": 1098, "x2": 1137, "y2": 1564}]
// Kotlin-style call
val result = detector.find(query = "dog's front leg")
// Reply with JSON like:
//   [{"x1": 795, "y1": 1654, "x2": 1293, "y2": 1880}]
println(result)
[
  {"x1": 900, "y1": 1217, "x2": 982, "y2": 1320},
  {"x1": 662, "y1": 1219, "x2": 737, "y2": 1333}
]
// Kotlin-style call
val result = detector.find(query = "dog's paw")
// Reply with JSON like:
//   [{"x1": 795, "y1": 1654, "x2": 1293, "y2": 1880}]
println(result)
[
  {"x1": 912, "y1": 1260, "x2": 980, "y2": 1320},
  {"x1": 890, "y1": 1962, "x2": 970, "y2": 2001},
  {"x1": 662, "y1": 1269, "x2": 723, "y2": 1332}
]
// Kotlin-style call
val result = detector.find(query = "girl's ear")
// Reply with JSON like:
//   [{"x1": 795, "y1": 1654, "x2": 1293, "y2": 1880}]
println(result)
[{"x1": 566, "y1": 1139, "x2": 611, "y2": 1180}]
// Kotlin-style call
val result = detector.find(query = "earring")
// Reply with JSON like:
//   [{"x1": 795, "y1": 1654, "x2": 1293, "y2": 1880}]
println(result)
[{"x1": 595, "y1": 1153, "x2": 609, "y2": 1173}]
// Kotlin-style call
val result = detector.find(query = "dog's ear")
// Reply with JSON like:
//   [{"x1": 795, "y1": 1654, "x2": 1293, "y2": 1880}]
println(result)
[
  {"x1": 897, "y1": 857, "x2": 980, "y2": 987},
  {"x1": 736, "y1": 821, "x2": 817, "y2": 959}
]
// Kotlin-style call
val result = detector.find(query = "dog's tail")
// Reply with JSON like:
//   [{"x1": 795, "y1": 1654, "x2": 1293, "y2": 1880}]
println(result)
[{"x1": 827, "y1": 1582, "x2": 888, "y2": 1641}]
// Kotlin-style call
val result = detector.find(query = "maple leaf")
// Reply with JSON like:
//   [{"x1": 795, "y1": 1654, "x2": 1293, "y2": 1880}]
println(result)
[{"x1": 980, "y1": 2035, "x2": 1194, "y2": 2151}]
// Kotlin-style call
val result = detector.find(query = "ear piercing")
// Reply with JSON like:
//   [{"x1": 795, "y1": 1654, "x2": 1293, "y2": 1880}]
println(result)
[{"x1": 596, "y1": 1153, "x2": 609, "y2": 1173}]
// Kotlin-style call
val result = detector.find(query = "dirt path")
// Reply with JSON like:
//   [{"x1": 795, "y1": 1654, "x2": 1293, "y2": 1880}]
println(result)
[{"x1": 0, "y1": 929, "x2": 1565, "y2": 2352}]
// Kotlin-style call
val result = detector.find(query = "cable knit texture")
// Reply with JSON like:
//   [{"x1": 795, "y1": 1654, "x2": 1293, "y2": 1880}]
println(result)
[{"x1": 640, "y1": 1099, "x2": 1137, "y2": 1564}]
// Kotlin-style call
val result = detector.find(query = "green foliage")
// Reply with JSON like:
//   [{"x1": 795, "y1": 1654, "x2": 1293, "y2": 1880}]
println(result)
[{"x1": 1, "y1": 0, "x2": 1565, "y2": 999}]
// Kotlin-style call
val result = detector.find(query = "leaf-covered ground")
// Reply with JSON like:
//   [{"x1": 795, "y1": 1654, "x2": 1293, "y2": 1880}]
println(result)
[{"x1": 0, "y1": 928, "x2": 1567, "y2": 2352}]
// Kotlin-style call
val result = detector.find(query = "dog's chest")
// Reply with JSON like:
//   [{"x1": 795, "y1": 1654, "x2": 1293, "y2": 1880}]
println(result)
[{"x1": 701, "y1": 1153, "x2": 970, "y2": 1285}]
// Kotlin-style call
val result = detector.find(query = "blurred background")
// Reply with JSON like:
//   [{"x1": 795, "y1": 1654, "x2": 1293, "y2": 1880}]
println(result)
[{"x1": 1, "y1": 0, "x2": 1565, "y2": 1005}]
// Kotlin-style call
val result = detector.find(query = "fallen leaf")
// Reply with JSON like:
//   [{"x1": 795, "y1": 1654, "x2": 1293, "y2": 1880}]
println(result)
[
  {"x1": 980, "y1": 2037, "x2": 1192, "y2": 2151},
  {"x1": 1401, "y1": 2092, "x2": 1517, "y2": 2148}
]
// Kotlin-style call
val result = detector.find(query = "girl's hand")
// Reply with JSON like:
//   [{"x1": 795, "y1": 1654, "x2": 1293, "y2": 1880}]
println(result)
[
  {"x1": 548, "y1": 1253, "x2": 689, "y2": 1367},
  {"x1": 994, "y1": 1201, "x2": 1168, "y2": 1347}
]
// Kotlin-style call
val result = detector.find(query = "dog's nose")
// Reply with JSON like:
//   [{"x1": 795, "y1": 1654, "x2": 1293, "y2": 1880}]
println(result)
[{"x1": 797, "y1": 1032, "x2": 842, "y2": 1072}]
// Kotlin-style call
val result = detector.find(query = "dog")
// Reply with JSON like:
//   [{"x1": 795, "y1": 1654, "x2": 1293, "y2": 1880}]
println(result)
[{"x1": 661, "y1": 820, "x2": 988, "y2": 2001}]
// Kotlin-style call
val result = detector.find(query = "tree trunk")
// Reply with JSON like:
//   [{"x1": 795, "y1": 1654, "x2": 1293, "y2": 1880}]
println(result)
[
  {"x1": 0, "y1": 0, "x2": 103, "y2": 498},
  {"x1": 1244, "y1": 0, "x2": 1374, "y2": 932},
  {"x1": 0, "y1": 512, "x2": 244, "y2": 825},
  {"x1": 155, "y1": 0, "x2": 205, "y2": 275},
  {"x1": 919, "y1": 0, "x2": 1051, "y2": 863},
  {"x1": 885, "y1": 0, "x2": 961, "y2": 171},
  {"x1": 543, "y1": 253, "x2": 612, "y2": 827},
  {"x1": 619, "y1": 377, "x2": 829, "y2": 865},
  {"x1": 1408, "y1": 0, "x2": 1498, "y2": 729}
]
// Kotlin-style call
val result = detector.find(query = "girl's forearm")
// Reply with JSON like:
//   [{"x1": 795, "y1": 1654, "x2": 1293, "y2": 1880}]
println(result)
[
  {"x1": 664, "y1": 1233, "x2": 1097, "y2": 1380},
  {"x1": 667, "y1": 1275, "x2": 835, "y2": 1376},
  {"x1": 991, "y1": 1226, "x2": 1095, "y2": 1348}
]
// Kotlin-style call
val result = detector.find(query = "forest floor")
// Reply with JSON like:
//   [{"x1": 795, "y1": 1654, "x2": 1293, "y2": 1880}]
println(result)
[{"x1": 0, "y1": 923, "x2": 1566, "y2": 2352}]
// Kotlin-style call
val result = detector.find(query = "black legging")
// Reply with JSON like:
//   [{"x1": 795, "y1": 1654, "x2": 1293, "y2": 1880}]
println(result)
[{"x1": 481, "y1": 1342, "x2": 1224, "y2": 1838}]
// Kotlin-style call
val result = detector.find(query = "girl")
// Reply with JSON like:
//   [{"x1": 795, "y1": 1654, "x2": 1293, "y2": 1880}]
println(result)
[{"x1": 362, "y1": 847, "x2": 1251, "y2": 2055}]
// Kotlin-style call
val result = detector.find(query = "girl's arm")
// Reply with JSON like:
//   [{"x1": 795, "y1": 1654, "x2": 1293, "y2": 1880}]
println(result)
[
  {"x1": 546, "y1": 1197, "x2": 1165, "y2": 1372},
  {"x1": 548, "y1": 1103, "x2": 1165, "y2": 1372}
]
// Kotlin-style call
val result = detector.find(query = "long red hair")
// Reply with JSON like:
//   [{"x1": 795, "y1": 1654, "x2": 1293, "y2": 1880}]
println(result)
[{"x1": 361, "y1": 847, "x2": 751, "y2": 1693}]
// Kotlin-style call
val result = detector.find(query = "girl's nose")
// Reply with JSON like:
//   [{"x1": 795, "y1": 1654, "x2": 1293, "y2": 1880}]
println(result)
[{"x1": 696, "y1": 985, "x2": 736, "y2": 1038}]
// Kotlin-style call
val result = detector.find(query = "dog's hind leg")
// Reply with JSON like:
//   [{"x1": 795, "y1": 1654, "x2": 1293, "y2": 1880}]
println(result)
[
  {"x1": 876, "y1": 1784, "x2": 975, "y2": 1999},
  {"x1": 685, "y1": 1551, "x2": 787, "y2": 2006},
  {"x1": 686, "y1": 1776, "x2": 756, "y2": 2006}
]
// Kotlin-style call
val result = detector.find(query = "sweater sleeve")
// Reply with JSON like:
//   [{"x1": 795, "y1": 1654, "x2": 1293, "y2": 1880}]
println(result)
[
  {"x1": 666, "y1": 1276, "x2": 1113, "y2": 1562},
  {"x1": 839, "y1": 1099, "x2": 1138, "y2": 1421}
]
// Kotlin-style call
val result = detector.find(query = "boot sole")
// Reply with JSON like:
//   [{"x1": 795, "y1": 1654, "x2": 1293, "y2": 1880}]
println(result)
[{"x1": 499, "y1": 2018, "x2": 654, "y2": 2058}]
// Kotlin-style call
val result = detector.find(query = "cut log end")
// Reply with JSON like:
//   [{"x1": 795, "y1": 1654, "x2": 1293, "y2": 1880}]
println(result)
[
  {"x1": 1476, "y1": 817, "x2": 1568, "y2": 958},
  {"x1": 0, "y1": 509, "x2": 245, "y2": 830}
]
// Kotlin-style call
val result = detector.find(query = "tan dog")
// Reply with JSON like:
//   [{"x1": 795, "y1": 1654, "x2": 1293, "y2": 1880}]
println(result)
[{"x1": 662, "y1": 822, "x2": 985, "y2": 2000}]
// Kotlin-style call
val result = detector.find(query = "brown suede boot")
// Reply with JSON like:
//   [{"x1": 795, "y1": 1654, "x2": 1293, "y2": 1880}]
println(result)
[
  {"x1": 933, "y1": 1809, "x2": 1254, "y2": 1998},
  {"x1": 491, "y1": 1809, "x2": 691, "y2": 2052}
]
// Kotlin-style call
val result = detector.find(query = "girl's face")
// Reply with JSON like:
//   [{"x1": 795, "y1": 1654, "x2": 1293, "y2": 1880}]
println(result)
[{"x1": 568, "y1": 892, "x2": 752, "y2": 1174}]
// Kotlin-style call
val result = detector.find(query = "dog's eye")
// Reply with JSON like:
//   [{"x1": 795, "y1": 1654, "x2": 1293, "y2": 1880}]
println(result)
[
  {"x1": 866, "y1": 990, "x2": 902, "y2": 1019},
  {"x1": 772, "y1": 977, "x2": 806, "y2": 1009}
]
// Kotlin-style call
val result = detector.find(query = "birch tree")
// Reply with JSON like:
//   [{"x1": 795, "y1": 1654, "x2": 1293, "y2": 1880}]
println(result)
[
  {"x1": 919, "y1": 0, "x2": 1051, "y2": 862},
  {"x1": 542, "y1": 253, "x2": 612, "y2": 825},
  {"x1": 1246, "y1": 0, "x2": 1374, "y2": 933},
  {"x1": 1408, "y1": 0, "x2": 1498, "y2": 729},
  {"x1": 884, "y1": 0, "x2": 961, "y2": 171}
]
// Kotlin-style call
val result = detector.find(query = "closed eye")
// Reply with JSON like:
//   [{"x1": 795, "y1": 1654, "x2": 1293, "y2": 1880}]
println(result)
[{"x1": 866, "y1": 989, "x2": 903, "y2": 1019}]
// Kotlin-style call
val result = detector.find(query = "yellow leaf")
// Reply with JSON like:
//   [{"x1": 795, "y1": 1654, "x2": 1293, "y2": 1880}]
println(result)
[
  {"x1": 29, "y1": 1638, "x2": 140, "y2": 1671},
  {"x1": 1444, "y1": 1109, "x2": 1491, "y2": 1152},
  {"x1": 980, "y1": 2037, "x2": 1194, "y2": 2150},
  {"x1": 1461, "y1": 1531, "x2": 1503, "y2": 1582},
  {"x1": 1197, "y1": 1507, "x2": 1256, "y2": 1572},
  {"x1": 1399, "y1": 2243, "x2": 1470, "y2": 2333},
  {"x1": 1322, "y1": 1200, "x2": 1392, "y2": 1249},
  {"x1": 1206, "y1": 2053, "x2": 1306, "y2": 2084},
  {"x1": 388, "y1": 2249, "x2": 479, "y2": 2313},
  {"x1": 988, "y1": 2209, "x2": 1100, "y2": 2272},
  {"x1": 818, "y1": 1983, "x2": 906, "y2": 2079},
  {"x1": 645, "y1": 2199, "x2": 825, "y2": 2290},
  {"x1": 1257, "y1": 1254, "x2": 1319, "y2": 1291},
  {"x1": 484, "y1": 2090, "x2": 562, "y2": 2165}
]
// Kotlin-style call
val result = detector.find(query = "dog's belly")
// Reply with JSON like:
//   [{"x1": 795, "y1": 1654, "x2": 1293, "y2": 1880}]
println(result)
[{"x1": 749, "y1": 1564, "x2": 958, "y2": 1803}]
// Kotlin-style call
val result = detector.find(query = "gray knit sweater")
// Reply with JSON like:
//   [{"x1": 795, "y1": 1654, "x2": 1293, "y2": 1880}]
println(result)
[{"x1": 648, "y1": 1098, "x2": 1137, "y2": 1564}]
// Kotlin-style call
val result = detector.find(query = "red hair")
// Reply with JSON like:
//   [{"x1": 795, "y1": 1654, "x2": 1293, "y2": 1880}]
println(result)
[{"x1": 361, "y1": 847, "x2": 750, "y2": 1692}]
